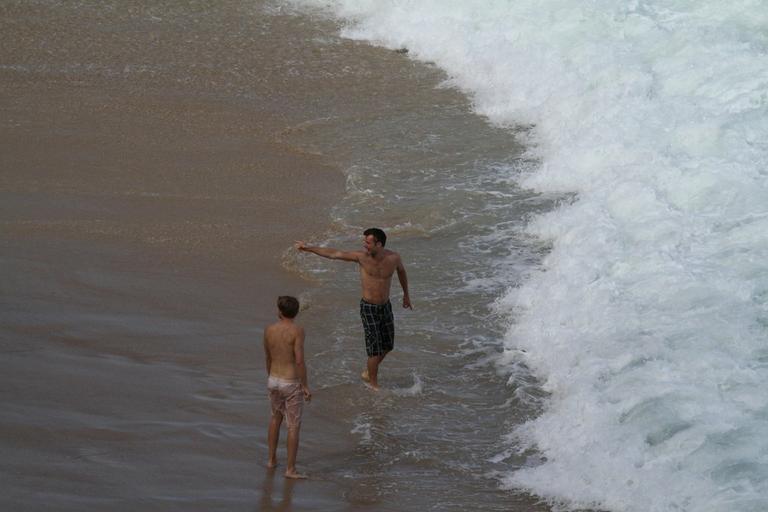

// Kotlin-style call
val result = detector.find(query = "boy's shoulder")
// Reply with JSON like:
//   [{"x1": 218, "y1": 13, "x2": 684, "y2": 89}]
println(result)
[
  {"x1": 288, "y1": 322, "x2": 305, "y2": 336},
  {"x1": 264, "y1": 320, "x2": 304, "y2": 337}
]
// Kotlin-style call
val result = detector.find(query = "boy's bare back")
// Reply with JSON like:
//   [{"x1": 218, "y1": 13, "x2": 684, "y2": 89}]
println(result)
[{"x1": 264, "y1": 321, "x2": 305, "y2": 380}]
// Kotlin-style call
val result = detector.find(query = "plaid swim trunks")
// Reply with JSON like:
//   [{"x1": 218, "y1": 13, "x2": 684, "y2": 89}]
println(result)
[
  {"x1": 360, "y1": 299, "x2": 395, "y2": 357},
  {"x1": 268, "y1": 376, "x2": 304, "y2": 429}
]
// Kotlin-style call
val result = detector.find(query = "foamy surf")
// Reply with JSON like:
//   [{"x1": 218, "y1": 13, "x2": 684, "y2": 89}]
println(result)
[
  {"x1": 391, "y1": 373, "x2": 423, "y2": 397},
  {"x1": 290, "y1": 1, "x2": 768, "y2": 511}
]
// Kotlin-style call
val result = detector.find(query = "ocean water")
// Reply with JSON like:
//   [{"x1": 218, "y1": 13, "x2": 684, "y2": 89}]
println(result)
[{"x1": 287, "y1": 1, "x2": 768, "y2": 511}]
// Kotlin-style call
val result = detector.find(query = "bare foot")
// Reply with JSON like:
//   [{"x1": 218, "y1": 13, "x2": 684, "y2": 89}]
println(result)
[
  {"x1": 361, "y1": 369, "x2": 370, "y2": 382},
  {"x1": 284, "y1": 469, "x2": 308, "y2": 479},
  {"x1": 267, "y1": 460, "x2": 277, "y2": 469}
]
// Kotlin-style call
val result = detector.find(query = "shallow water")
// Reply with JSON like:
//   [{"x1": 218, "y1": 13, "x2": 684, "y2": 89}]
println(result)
[
  {"x1": 275, "y1": 4, "x2": 562, "y2": 510},
  {"x1": 291, "y1": 2, "x2": 768, "y2": 511}
]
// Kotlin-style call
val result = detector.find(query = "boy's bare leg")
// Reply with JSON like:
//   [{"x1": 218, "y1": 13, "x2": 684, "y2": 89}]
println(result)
[
  {"x1": 267, "y1": 413, "x2": 282, "y2": 468},
  {"x1": 284, "y1": 427, "x2": 307, "y2": 479}
]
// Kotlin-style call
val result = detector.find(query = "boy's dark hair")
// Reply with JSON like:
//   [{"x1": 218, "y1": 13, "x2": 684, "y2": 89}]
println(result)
[
  {"x1": 277, "y1": 296, "x2": 300, "y2": 318},
  {"x1": 363, "y1": 227, "x2": 387, "y2": 247}
]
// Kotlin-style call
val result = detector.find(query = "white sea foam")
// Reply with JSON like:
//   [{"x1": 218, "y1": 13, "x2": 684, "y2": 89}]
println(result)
[
  {"x1": 350, "y1": 413, "x2": 373, "y2": 444},
  {"x1": 392, "y1": 372, "x2": 423, "y2": 396},
  {"x1": 290, "y1": 1, "x2": 768, "y2": 511}
]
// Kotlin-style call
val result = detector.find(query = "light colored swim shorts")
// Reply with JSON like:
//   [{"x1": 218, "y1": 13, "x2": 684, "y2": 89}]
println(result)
[{"x1": 268, "y1": 375, "x2": 304, "y2": 429}]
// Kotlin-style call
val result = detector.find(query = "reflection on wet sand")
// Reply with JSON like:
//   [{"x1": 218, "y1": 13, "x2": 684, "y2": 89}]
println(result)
[{"x1": 257, "y1": 467, "x2": 297, "y2": 512}]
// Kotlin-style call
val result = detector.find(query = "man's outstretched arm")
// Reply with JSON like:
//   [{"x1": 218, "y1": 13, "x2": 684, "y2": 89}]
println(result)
[
  {"x1": 295, "y1": 241, "x2": 360, "y2": 262},
  {"x1": 396, "y1": 257, "x2": 412, "y2": 309}
]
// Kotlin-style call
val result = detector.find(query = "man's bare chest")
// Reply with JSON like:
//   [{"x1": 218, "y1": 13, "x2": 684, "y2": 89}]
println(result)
[{"x1": 359, "y1": 260, "x2": 395, "y2": 279}]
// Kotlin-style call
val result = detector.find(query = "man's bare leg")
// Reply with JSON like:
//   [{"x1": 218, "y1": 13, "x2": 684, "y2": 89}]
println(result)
[
  {"x1": 267, "y1": 413, "x2": 282, "y2": 468},
  {"x1": 365, "y1": 352, "x2": 387, "y2": 390},
  {"x1": 284, "y1": 427, "x2": 307, "y2": 479}
]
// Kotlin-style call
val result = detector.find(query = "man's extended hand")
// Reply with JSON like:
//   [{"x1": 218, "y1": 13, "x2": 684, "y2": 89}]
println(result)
[
  {"x1": 295, "y1": 240, "x2": 308, "y2": 251},
  {"x1": 403, "y1": 294, "x2": 413, "y2": 310}
]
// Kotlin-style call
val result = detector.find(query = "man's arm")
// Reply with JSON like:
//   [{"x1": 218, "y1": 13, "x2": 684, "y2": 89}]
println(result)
[
  {"x1": 396, "y1": 256, "x2": 412, "y2": 309},
  {"x1": 293, "y1": 327, "x2": 312, "y2": 401},
  {"x1": 295, "y1": 241, "x2": 360, "y2": 262}
]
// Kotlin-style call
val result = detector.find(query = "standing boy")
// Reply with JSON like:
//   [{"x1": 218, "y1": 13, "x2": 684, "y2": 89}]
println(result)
[
  {"x1": 264, "y1": 296, "x2": 312, "y2": 479},
  {"x1": 295, "y1": 227, "x2": 411, "y2": 390}
]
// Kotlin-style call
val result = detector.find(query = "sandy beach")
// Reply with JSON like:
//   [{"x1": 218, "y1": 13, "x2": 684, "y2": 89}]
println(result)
[
  {"x1": 1, "y1": 2, "x2": 353, "y2": 510},
  {"x1": 2, "y1": 2, "x2": 551, "y2": 511}
]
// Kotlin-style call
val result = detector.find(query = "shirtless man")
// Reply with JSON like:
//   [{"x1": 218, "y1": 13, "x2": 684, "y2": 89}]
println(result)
[
  {"x1": 264, "y1": 296, "x2": 312, "y2": 479},
  {"x1": 295, "y1": 228, "x2": 411, "y2": 390}
]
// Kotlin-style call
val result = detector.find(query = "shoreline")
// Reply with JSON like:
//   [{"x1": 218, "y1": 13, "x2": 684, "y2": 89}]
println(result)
[{"x1": 2, "y1": 2, "x2": 552, "y2": 511}]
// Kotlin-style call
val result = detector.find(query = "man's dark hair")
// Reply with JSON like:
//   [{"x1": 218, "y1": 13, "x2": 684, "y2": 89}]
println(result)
[
  {"x1": 277, "y1": 296, "x2": 300, "y2": 318},
  {"x1": 363, "y1": 227, "x2": 387, "y2": 247}
]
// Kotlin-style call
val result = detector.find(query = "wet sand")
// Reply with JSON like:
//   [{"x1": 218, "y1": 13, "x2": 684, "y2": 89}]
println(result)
[
  {"x1": 2, "y1": 2, "x2": 551, "y2": 511},
  {"x1": 1, "y1": 2, "x2": 352, "y2": 510}
]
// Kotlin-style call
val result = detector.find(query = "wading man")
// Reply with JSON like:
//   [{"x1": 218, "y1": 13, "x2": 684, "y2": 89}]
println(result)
[{"x1": 295, "y1": 228, "x2": 411, "y2": 390}]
